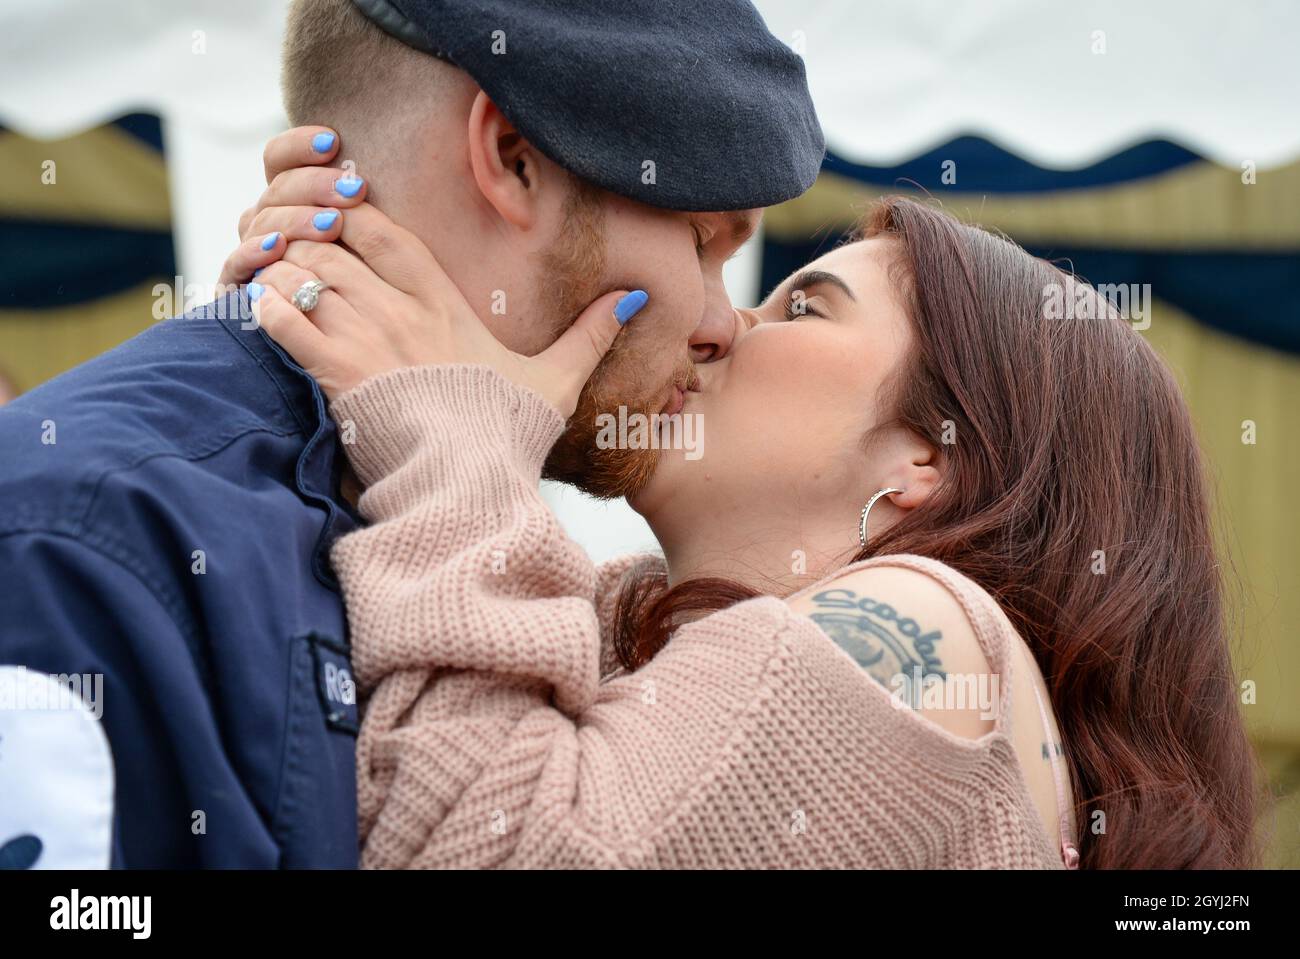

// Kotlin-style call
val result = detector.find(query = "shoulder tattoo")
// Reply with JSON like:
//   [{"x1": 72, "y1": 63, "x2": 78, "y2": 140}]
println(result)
[{"x1": 808, "y1": 587, "x2": 945, "y2": 689}]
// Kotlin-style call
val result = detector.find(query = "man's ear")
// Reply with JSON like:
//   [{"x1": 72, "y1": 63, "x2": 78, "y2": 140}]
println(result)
[{"x1": 466, "y1": 90, "x2": 547, "y2": 230}]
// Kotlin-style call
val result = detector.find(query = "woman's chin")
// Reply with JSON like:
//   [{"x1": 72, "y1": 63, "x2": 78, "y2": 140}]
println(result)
[
  {"x1": 625, "y1": 445, "x2": 698, "y2": 519},
  {"x1": 625, "y1": 456, "x2": 668, "y2": 517}
]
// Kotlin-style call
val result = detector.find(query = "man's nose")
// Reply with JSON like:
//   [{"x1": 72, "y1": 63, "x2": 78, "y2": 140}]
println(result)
[{"x1": 688, "y1": 274, "x2": 738, "y2": 363}]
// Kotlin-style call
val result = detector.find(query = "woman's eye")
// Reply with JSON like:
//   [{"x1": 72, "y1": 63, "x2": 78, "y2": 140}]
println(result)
[{"x1": 783, "y1": 293, "x2": 822, "y2": 321}]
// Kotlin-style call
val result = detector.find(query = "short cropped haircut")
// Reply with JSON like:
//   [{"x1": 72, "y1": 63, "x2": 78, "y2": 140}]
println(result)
[{"x1": 281, "y1": 0, "x2": 450, "y2": 133}]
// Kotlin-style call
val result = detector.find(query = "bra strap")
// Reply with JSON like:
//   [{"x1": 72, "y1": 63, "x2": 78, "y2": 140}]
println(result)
[{"x1": 1028, "y1": 679, "x2": 1080, "y2": 868}]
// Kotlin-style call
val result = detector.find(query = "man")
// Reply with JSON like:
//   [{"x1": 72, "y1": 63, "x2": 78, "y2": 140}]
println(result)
[{"x1": 0, "y1": 0, "x2": 821, "y2": 867}]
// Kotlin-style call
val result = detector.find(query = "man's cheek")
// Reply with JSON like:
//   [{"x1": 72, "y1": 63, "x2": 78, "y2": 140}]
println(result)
[{"x1": 627, "y1": 280, "x2": 703, "y2": 352}]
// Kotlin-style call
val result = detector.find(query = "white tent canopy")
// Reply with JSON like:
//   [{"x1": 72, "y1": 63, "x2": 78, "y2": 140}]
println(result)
[{"x1": 755, "y1": 0, "x2": 1300, "y2": 170}]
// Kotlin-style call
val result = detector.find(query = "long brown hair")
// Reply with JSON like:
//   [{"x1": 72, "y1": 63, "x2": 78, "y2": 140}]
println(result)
[{"x1": 612, "y1": 196, "x2": 1263, "y2": 868}]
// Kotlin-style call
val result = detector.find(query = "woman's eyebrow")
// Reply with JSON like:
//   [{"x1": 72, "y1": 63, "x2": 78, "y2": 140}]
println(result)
[{"x1": 789, "y1": 269, "x2": 857, "y2": 302}]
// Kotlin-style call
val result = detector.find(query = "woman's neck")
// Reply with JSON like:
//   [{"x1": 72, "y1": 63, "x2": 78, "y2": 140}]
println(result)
[{"x1": 649, "y1": 511, "x2": 859, "y2": 594}]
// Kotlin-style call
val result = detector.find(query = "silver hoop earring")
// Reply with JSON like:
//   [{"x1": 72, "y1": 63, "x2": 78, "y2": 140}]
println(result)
[{"x1": 858, "y1": 487, "x2": 904, "y2": 549}]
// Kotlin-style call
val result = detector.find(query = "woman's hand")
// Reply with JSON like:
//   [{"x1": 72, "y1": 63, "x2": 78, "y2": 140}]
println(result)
[
  {"x1": 245, "y1": 203, "x2": 647, "y2": 418},
  {"x1": 217, "y1": 126, "x2": 368, "y2": 286}
]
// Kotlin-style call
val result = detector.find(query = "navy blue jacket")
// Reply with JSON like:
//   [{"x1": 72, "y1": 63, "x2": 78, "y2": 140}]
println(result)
[{"x1": 0, "y1": 292, "x2": 361, "y2": 868}]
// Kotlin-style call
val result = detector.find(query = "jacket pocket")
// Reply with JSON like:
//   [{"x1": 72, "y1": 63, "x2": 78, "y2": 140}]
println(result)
[{"x1": 271, "y1": 632, "x2": 359, "y2": 867}]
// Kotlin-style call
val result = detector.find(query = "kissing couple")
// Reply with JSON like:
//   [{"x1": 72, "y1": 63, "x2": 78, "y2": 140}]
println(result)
[{"x1": 0, "y1": 0, "x2": 1257, "y2": 870}]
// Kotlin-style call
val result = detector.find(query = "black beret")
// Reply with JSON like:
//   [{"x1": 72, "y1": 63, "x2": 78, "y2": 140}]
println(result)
[{"x1": 350, "y1": 0, "x2": 824, "y2": 211}]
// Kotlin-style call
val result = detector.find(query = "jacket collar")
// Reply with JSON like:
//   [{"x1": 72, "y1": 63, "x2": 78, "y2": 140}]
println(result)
[{"x1": 216, "y1": 293, "x2": 362, "y2": 590}]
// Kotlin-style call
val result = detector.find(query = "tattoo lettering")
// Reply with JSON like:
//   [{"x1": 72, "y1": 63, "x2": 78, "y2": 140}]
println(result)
[{"x1": 809, "y1": 588, "x2": 945, "y2": 690}]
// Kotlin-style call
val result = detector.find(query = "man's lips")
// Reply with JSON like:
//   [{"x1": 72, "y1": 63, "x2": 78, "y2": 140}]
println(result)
[
  {"x1": 662, "y1": 386, "x2": 685, "y2": 416},
  {"x1": 659, "y1": 370, "x2": 701, "y2": 416}
]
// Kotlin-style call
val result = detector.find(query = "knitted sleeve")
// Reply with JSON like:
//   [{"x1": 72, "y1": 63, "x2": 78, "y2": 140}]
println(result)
[{"x1": 328, "y1": 364, "x2": 1045, "y2": 869}]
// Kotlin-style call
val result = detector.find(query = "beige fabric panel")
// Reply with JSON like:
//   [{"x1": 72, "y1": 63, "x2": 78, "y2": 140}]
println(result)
[
  {"x1": 0, "y1": 124, "x2": 171, "y2": 229},
  {"x1": 0, "y1": 280, "x2": 161, "y2": 393},
  {"x1": 765, "y1": 161, "x2": 1300, "y2": 250},
  {"x1": 1142, "y1": 301, "x2": 1300, "y2": 751}
]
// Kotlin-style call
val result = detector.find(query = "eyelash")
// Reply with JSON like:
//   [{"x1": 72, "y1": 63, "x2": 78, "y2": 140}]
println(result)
[{"x1": 783, "y1": 295, "x2": 823, "y2": 321}]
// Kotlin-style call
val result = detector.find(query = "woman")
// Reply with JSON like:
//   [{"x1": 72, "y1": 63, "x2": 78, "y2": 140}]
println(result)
[{"x1": 240, "y1": 177, "x2": 1261, "y2": 868}]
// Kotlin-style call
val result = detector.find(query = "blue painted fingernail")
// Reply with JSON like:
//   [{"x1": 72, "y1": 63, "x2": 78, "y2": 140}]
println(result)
[
  {"x1": 311, "y1": 132, "x2": 336, "y2": 153},
  {"x1": 313, "y1": 210, "x2": 340, "y2": 230},
  {"x1": 334, "y1": 176, "x2": 364, "y2": 198},
  {"x1": 252, "y1": 268, "x2": 263, "y2": 277},
  {"x1": 260, "y1": 232, "x2": 280, "y2": 251},
  {"x1": 614, "y1": 290, "x2": 648, "y2": 325},
  {"x1": 247, "y1": 282, "x2": 265, "y2": 301}
]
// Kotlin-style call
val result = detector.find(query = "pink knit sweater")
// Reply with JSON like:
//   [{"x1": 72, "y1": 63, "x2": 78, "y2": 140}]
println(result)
[{"x1": 329, "y1": 364, "x2": 1066, "y2": 868}]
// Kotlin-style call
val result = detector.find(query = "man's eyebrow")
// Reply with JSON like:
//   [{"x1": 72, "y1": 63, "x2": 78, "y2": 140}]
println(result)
[{"x1": 789, "y1": 269, "x2": 857, "y2": 302}]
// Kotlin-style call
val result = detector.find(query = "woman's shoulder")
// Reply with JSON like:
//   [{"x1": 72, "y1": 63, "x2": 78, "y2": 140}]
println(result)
[{"x1": 784, "y1": 554, "x2": 1006, "y2": 742}]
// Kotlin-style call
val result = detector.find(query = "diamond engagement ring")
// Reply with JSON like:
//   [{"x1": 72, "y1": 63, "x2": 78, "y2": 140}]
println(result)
[{"x1": 290, "y1": 279, "x2": 329, "y2": 312}]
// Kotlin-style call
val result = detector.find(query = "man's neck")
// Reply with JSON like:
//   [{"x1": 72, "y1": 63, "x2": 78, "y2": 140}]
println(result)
[{"x1": 339, "y1": 461, "x2": 363, "y2": 510}]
